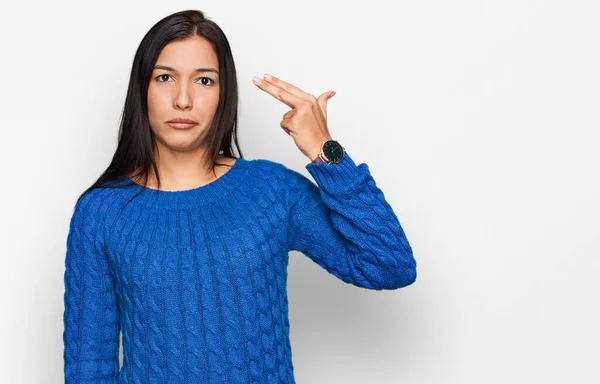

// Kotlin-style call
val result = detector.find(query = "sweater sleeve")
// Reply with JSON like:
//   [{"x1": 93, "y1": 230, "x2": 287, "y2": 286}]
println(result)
[
  {"x1": 286, "y1": 151, "x2": 417, "y2": 290},
  {"x1": 62, "y1": 194, "x2": 120, "y2": 383}
]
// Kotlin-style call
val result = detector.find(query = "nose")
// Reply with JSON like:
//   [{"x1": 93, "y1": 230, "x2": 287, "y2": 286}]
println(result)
[{"x1": 174, "y1": 83, "x2": 193, "y2": 111}]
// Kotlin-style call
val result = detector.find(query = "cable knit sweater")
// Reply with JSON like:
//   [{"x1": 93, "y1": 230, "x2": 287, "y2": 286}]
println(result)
[{"x1": 62, "y1": 150, "x2": 417, "y2": 383}]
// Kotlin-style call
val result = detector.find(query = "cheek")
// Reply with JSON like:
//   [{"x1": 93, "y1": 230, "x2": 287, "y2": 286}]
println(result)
[
  {"x1": 147, "y1": 87, "x2": 162, "y2": 113},
  {"x1": 147, "y1": 87, "x2": 171, "y2": 125},
  {"x1": 204, "y1": 87, "x2": 220, "y2": 110}
]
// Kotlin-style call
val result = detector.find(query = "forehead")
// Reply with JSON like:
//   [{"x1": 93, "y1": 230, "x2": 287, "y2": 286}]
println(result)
[{"x1": 155, "y1": 36, "x2": 218, "y2": 70}]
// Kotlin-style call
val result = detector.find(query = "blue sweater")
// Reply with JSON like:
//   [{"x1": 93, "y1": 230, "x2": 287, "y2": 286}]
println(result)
[{"x1": 62, "y1": 151, "x2": 417, "y2": 383}]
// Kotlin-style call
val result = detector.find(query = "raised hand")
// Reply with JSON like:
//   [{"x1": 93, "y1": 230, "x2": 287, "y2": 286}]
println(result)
[{"x1": 253, "y1": 74, "x2": 336, "y2": 162}]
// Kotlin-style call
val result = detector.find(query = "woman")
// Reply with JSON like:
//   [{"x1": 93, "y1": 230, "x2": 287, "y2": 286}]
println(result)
[{"x1": 62, "y1": 9, "x2": 417, "y2": 383}]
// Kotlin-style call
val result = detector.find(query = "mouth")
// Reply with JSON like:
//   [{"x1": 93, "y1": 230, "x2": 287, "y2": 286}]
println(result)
[
  {"x1": 166, "y1": 118, "x2": 198, "y2": 130},
  {"x1": 167, "y1": 122, "x2": 198, "y2": 130}
]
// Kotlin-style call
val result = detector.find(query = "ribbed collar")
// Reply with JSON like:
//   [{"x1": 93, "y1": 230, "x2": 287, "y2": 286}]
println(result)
[{"x1": 116, "y1": 157, "x2": 252, "y2": 209}]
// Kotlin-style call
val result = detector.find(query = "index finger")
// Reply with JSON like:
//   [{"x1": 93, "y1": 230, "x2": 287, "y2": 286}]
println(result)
[
  {"x1": 253, "y1": 77, "x2": 303, "y2": 109},
  {"x1": 263, "y1": 74, "x2": 313, "y2": 102}
]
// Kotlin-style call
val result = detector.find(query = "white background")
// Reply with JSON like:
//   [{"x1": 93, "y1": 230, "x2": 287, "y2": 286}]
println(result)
[{"x1": 1, "y1": 0, "x2": 599, "y2": 383}]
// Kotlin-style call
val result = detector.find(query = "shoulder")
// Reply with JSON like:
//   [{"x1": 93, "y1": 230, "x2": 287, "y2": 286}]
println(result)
[
  {"x1": 242, "y1": 158, "x2": 319, "y2": 214},
  {"x1": 244, "y1": 157, "x2": 315, "y2": 190},
  {"x1": 70, "y1": 186, "x2": 120, "y2": 228}
]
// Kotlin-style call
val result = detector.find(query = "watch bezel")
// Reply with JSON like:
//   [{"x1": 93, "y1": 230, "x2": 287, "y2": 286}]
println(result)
[{"x1": 322, "y1": 140, "x2": 345, "y2": 164}]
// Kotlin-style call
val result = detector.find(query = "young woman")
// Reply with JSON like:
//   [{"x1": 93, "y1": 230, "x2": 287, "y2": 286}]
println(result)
[{"x1": 62, "y1": 9, "x2": 417, "y2": 384}]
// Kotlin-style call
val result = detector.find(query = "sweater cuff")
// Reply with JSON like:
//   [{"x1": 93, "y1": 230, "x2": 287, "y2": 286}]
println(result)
[{"x1": 305, "y1": 151, "x2": 368, "y2": 194}]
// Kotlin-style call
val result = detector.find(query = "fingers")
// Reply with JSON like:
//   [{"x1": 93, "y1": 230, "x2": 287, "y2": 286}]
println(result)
[
  {"x1": 253, "y1": 76, "x2": 304, "y2": 109},
  {"x1": 283, "y1": 109, "x2": 296, "y2": 120},
  {"x1": 263, "y1": 74, "x2": 313, "y2": 102},
  {"x1": 252, "y1": 73, "x2": 334, "y2": 139},
  {"x1": 280, "y1": 120, "x2": 291, "y2": 135},
  {"x1": 317, "y1": 91, "x2": 336, "y2": 120},
  {"x1": 281, "y1": 110, "x2": 295, "y2": 135}
]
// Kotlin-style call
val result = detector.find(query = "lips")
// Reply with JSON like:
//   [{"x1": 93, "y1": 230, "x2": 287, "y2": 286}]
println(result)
[{"x1": 166, "y1": 118, "x2": 198, "y2": 130}]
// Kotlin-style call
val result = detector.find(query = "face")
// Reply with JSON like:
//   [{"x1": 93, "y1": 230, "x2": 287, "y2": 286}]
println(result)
[{"x1": 147, "y1": 36, "x2": 220, "y2": 153}]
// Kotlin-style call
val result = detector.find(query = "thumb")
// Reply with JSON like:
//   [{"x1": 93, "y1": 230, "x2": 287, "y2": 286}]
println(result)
[{"x1": 317, "y1": 90, "x2": 336, "y2": 119}]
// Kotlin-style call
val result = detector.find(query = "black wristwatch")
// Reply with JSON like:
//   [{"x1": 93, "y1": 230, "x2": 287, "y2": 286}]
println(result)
[{"x1": 312, "y1": 139, "x2": 345, "y2": 164}]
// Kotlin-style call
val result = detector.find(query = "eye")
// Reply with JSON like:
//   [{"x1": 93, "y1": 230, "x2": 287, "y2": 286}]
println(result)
[
  {"x1": 155, "y1": 74, "x2": 173, "y2": 82},
  {"x1": 197, "y1": 77, "x2": 215, "y2": 86},
  {"x1": 153, "y1": 74, "x2": 216, "y2": 86}
]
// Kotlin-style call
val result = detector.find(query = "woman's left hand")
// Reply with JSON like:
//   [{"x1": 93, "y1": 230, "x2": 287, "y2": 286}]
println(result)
[{"x1": 253, "y1": 74, "x2": 336, "y2": 162}]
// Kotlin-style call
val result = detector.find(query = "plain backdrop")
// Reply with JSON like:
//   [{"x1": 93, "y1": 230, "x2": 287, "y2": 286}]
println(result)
[{"x1": 0, "y1": 0, "x2": 598, "y2": 383}]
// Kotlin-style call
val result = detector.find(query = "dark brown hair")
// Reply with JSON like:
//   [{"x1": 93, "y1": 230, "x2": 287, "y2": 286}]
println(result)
[{"x1": 77, "y1": 9, "x2": 243, "y2": 205}]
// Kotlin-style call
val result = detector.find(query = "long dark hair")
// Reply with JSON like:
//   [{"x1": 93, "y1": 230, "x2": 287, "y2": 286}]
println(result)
[{"x1": 77, "y1": 9, "x2": 243, "y2": 205}]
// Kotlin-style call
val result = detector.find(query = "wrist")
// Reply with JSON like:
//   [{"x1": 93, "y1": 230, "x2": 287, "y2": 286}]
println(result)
[
  {"x1": 310, "y1": 136, "x2": 333, "y2": 163},
  {"x1": 311, "y1": 154, "x2": 324, "y2": 163}
]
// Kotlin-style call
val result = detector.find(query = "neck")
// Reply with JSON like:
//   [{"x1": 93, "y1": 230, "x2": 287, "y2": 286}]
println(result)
[{"x1": 130, "y1": 146, "x2": 235, "y2": 192}]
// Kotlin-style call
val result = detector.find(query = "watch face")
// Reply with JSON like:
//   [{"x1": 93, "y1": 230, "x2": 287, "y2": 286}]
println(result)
[{"x1": 323, "y1": 140, "x2": 345, "y2": 163}]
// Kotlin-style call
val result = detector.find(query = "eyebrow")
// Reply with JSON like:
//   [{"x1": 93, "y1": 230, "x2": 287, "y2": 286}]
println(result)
[{"x1": 154, "y1": 65, "x2": 219, "y2": 75}]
